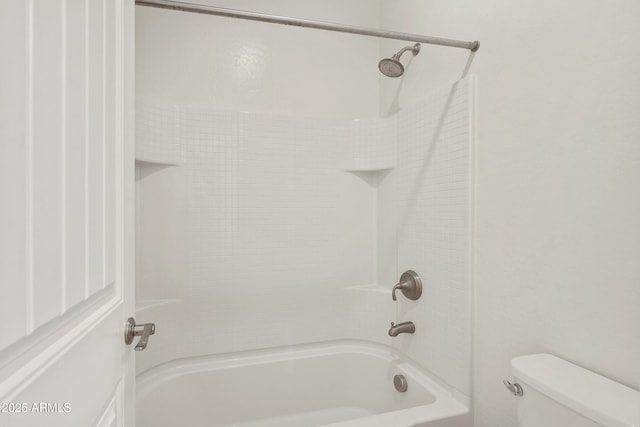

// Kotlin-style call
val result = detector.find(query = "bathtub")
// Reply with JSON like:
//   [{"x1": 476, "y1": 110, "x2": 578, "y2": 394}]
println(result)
[{"x1": 136, "y1": 341, "x2": 470, "y2": 427}]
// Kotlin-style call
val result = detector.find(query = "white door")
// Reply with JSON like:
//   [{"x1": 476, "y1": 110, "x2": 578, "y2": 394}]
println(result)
[{"x1": 0, "y1": 0, "x2": 136, "y2": 426}]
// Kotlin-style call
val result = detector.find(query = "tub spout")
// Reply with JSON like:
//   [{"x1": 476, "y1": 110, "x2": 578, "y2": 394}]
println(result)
[{"x1": 388, "y1": 321, "x2": 415, "y2": 337}]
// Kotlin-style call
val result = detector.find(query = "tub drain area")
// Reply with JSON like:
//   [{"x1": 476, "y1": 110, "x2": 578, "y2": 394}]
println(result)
[{"x1": 394, "y1": 374, "x2": 408, "y2": 392}]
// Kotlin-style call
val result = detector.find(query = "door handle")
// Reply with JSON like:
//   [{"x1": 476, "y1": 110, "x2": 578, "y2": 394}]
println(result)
[{"x1": 124, "y1": 317, "x2": 156, "y2": 351}]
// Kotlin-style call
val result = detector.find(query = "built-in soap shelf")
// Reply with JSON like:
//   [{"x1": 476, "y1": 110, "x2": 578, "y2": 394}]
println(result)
[
  {"x1": 345, "y1": 166, "x2": 394, "y2": 173},
  {"x1": 135, "y1": 157, "x2": 182, "y2": 167}
]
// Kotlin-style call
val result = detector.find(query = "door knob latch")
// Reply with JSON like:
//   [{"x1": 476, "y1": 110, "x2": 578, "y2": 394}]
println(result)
[{"x1": 124, "y1": 317, "x2": 156, "y2": 351}]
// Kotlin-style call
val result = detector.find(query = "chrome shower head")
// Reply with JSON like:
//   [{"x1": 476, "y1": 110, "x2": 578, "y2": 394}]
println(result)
[
  {"x1": 378, "y1": 58, "x2": 404, "y2": 78},
  {"x1": 378, "y1": 43, "x2": 421, "y2": 78}
]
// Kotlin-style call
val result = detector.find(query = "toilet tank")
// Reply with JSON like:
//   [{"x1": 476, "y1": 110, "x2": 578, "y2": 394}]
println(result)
[{"x1": 510, "y1": 353, "x2": 639, "y2": 427}]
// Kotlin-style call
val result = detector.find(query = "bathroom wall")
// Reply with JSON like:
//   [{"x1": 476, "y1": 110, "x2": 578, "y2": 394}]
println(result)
[
  {"x1": 379, "y1": 1, "x2": 640, "y2": 426},
  {"x1": 378, "y1": 77, "x2": 474, "y2": 397},
  {"x1": 136, "y1": 82, "x2": 475, "y2": 403},
  {"x1": 135, "y1": 102, "x2": 390, "y2": 371},
  {"x1": 136, "y1": 0, "x2": 381, "y2": 117},
  {"x1": 136, "y1": 0, "x2": 475, "y2": 403},
  {"x1": 135, "y1": 0, "x2": 387, "y2": 373}
]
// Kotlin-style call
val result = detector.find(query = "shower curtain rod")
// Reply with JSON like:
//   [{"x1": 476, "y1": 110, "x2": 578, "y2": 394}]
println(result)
[{"x1": 135, "y1": 0, "x2": 480, "y2": 52}]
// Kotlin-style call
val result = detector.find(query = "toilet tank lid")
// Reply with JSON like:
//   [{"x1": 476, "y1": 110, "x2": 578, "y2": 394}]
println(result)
[{"x1": 511, "y1": 353, "x2": 640, "y2": 427}]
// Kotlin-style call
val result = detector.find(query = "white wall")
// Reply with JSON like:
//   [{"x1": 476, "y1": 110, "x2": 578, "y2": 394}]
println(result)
[
  {"x1": 135, "y1": 86, "x2": 475, "y2": 402},
  {"x1": 136, "y1": 0, "x2": 381, "y2": 117},
  {"x1": 134, "y1": 0, "x2": 387, "y2": 373},
  {"x1": 135, "y1": 1, "x2": 476, "y2": 396},
  {"x1": 380, "y1": 1, "x2": 640, "y2": 426},
  {"x1": 378, "y1": 78, "x2": 474, "y2": 397}
]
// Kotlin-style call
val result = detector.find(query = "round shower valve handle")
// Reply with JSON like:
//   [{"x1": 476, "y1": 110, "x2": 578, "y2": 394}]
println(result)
[{"x1": 391, "y1": 270, "x2": 422, "y2": 301}]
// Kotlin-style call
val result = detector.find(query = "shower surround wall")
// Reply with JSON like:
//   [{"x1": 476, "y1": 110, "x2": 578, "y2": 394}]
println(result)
[
  {"x1": 136, "y1": 0, "x2": 383, "y2": 372},
  {"x1": 136, "y1": 77, "x2": 474, "y2": 398},
  {"x1": 136, "y1": 102, "x2": 380, "y2": 371},
  {"x1": 135, "y1": 0, "x2": 381, "y2": 117},
  {"x1": 136, "y1": 0, "x2": 473, "y2": 404},
  {"x1": 380, "y1": 78, "x2": 474, "y2": 396}
]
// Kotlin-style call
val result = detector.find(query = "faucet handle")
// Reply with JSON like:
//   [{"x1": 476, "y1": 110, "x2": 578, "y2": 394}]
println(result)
[
  {"x1": 391, "y1": 270, "x2": 423, "y2": 301},
  {"x1": 391, "y1": 284, "x2": 402, "y2": 301}
]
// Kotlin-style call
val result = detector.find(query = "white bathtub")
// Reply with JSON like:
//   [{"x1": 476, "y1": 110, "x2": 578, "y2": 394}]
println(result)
[{"x1": 136, "y1": 341, "x2": 470, "y2": 427}]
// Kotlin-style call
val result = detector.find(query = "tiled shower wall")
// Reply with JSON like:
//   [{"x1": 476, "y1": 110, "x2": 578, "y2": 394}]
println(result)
[
  {"x1": 379, "y1": 76, "x2": 474, "y2": 395},
  {"x1": 137, "y1": 102, "x2": 379, "y2": 299},
  {"x1": 135, "y1": 101, "x2": 384, "y2": 373},
  {"x1": 135, "y1": 76, "x2": 473, "y2": 397},
  {"x1": 184, "y1": 109, "x2": 378, "y2": 295}
]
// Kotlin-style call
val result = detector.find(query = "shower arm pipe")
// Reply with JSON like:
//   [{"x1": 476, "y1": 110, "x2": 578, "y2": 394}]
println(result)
[
  {"x1": 135, "y1": 0, "x2": 480, "y2": 52},
  {"x1": 393, "y1": 44, "x2": 419, "y2": 59}
]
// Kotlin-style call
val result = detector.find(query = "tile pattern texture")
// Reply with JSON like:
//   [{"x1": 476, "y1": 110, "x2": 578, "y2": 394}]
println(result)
[{"x1": 135, "y1": 76, "x2": 473, "y2": 396}]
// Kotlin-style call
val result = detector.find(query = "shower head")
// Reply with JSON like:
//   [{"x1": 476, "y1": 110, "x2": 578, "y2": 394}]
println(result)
[
  {"x1": 378, "y1": 43, "x2": 421, "y2": 78},
  {"x1": 378, "y1": 58, "x2": 404, "y2": 78}
]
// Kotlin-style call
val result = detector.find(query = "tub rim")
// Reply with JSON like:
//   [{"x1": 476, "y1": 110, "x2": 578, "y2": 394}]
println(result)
[{"x1": 136, "y1": 339, "x2": 469, "y2": 426}]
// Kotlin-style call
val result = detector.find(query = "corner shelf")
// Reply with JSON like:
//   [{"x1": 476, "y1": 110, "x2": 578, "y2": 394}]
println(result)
[
  {"x1": 345, "y1": 166, "x2": 394, "y2": 173},
  {"x1": 135, "y1": 157, "x2": 182, "y2": 167}
]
